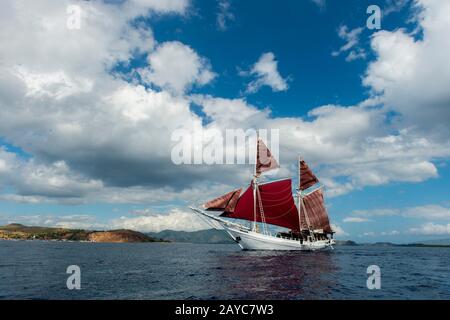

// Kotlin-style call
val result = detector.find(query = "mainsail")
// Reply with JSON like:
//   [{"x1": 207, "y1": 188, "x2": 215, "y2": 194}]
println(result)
[
  {"x1": 203, "y1": 188, "x2": 242, "y2": 214},
  {"x1": 299, "y1": 159, "x2": 319, "y2": 191},
  {"x1": 255, "y1": 138, "x2": 279, "y2": 177},
  {"x1": 221, "y1": 178, "x2": 300, "y2": 231}
]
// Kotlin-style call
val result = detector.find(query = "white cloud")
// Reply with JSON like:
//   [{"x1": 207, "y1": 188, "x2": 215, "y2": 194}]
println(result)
[
  {"x1": 129, "y1": 0, "x2": 189, "y2": 13},
  {"x1": 14, "y1": 67, "x2": 93, "y2": 100},
  {"x1": 244, "y1": 52, "x2": 289, "y2": 93},
  {"x1": 110, "y1": 208, "x2": 210, "y2": 232},
  {"x1": 331, "y1": 223, "x2": 348, "y2": 237},
  {"x1": 353, "y1": 205, "x2": 450, "y2": 220},
  {"x1": 139, "y1": 41, "x2": 216, "y2": 94},
  {"x1": 364, "y1": 0, "x2": 450, "y2": 137},
  {"x1": 343, "y1": 217, "x2": 371, "y2": 223},
  {"x1": 0, "y1": 213, "x2": 105, "y2": 230},
  {"x1": 216, "y1": 0, "x2": 235, "y2": 31},
  {"x1": 353, "y1": 208, "x2": 398, "y2": 217},
  {"x1": 409, "y1": 222, "x2": 450, "y2": 235},
  {"x1": 332, "y1": 25, "x2": 366, "y2": 61},
  {"x1": 380, "y1": 230, "x2": 400, "y2": 236},
  {"x1": 403, "y1": 205, "x2": 450, "y2": 220}
]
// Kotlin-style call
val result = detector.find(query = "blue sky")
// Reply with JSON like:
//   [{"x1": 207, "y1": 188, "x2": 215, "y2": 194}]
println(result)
[{"x1": 1, "y1": 0, "x2": 450, "y2": 243}]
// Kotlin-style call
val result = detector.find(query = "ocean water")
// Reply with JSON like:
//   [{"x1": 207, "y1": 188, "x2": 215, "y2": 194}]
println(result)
[{"x1": 1, "y1": 241, "x2": 449, "y2": 300}]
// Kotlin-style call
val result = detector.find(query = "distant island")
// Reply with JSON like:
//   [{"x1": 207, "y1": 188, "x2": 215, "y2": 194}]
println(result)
[{"x1": 0, "y1": 223, "x2": 165, "y2": 243}]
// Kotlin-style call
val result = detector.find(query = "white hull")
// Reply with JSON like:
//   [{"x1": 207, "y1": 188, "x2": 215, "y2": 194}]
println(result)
[
  {"x1": 190, "y1": 207, "x2": 334, "y2": 251},
  {"x1": 224, "y1": 225, "x2": 334, "y2": 251}
]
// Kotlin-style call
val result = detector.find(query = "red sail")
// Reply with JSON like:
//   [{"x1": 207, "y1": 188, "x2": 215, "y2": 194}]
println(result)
[
  {"x1": 203, "y1": 188, "x2": 242, "y2": 213},
  {"x1": 300, "y1": 160, "x2": 319, "y2": 191},
  {"x1": 221, "y1": 178, "x2": 300, "y2": 231},
  {"x1": 256, "y1": 138, "x2": 279, "y2": 177},
  {"x1": 299, "y1": 189, "x2": 332, "y2": 233}
]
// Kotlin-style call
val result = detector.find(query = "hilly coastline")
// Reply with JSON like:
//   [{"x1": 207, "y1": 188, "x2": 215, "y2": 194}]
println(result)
[
  {"x1": 0, "y1": 223, "x2": 164, "y2": 243},
  {"x1": 3, "y1": 224, "x2": 450, "y2": 247}
]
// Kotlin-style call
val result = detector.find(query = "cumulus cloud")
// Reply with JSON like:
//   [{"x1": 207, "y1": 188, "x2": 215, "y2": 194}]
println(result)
[
  {"x1": 139, "y1": 41, "x2": 216, "y2": 94},
  {"x1": 364, "y1": 0, "x2": 450, "y2": 137},
  {"x1": 0, "y1": 147, "x2": 102, "y2": 201},
  {"x1": 332, "y1": 25, "x2": 366, "y2": 61},
  {"x1": 110, "y1": 208, "x2": 210, "y2": 232},
  {"x1": 243, "y1": 52, "x2": 289, "y2": 93}
]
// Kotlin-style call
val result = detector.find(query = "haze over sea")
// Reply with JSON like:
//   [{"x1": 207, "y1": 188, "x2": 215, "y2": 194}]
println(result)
[{"x1": 1, "y1": 241, "x2": 449, "y2": 300}]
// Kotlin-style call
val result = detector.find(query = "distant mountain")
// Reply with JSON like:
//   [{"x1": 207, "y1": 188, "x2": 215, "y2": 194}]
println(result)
[
  {"x1": 0, "y1": 223, "x2": 163, "y2": 243},
  {"x1": 147, "y1": 229, "x2": 234, "y2": 244}
]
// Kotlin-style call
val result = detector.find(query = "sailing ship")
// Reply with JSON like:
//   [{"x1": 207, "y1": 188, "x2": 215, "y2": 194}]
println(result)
[{"x1": 190, "y1": 136, "x2": 335, "y2": 251}]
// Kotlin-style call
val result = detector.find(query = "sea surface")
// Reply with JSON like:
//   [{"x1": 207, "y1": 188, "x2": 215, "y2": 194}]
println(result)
[{"x1": 1, "y1": 241, "x2": 449, "y2": 299}]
